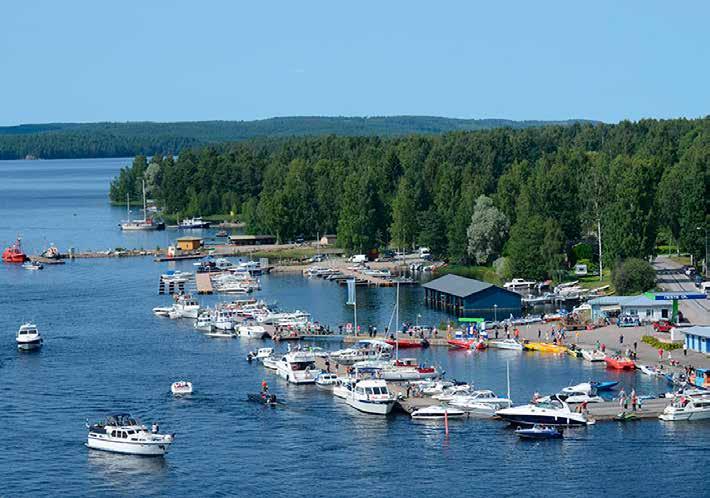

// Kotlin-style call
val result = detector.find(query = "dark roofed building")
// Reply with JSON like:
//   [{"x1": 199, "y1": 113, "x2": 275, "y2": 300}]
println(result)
[{"x1": 423, "y1": 274, "x2": 521, "y2": 318}]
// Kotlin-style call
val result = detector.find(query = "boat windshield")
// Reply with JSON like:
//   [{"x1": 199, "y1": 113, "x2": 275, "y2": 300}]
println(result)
[
  {"x1": 536, "y1": 400, "x2": 563, "y2": 410},
  {"x1": 291, "y1": 361, "x2": 315, "y2": 371}
]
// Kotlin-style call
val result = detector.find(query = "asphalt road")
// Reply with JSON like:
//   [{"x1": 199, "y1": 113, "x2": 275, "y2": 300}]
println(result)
[{"x1": 653, "y1": 256, "x2": 710, "y2": 324}]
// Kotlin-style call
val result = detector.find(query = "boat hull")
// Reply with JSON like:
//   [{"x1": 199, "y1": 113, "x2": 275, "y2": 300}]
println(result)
[
  {"x1": 345, "y1": 397, "x2": 394, "y2": 415},
  {"x1": 17, "y1": 339, "x2": 42, "y2": 351},
  {"x1": 659, "y1": 408, "x2": 710, "y2": 421},
  {"x1": 497, "y1": 413, "x2": 587, "y2": 427},
  {"x1": 86, "y1": 437, "x2": 170, "y2": 456}
]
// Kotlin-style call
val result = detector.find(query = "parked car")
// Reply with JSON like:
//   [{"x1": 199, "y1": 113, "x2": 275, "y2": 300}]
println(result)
[
  {"x1": 349, "y1": 254, "x2": 367, "y2": 263},
  {"x1": 652, "y1": 320, "x2": 675, "y2": 333}
]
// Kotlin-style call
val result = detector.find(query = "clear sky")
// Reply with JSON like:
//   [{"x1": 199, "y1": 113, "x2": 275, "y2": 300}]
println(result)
[{"x1": 1, "y1": 1, "x2": 708, "y2": 125}]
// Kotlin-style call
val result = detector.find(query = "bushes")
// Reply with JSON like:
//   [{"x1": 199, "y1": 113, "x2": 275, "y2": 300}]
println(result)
[
  {"x1": 642, "y1": 335, "x2": 682, "y2": 351},
  {"x1": 611, "y1": 258, "x2": 656, "y2": 294}
]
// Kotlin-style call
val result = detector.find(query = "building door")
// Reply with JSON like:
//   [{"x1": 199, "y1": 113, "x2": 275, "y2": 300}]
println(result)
[{"x1": 661, "y1": 308, "x2": 668, "y2": 319}]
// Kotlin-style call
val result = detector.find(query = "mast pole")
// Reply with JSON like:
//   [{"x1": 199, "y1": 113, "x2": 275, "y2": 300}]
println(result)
[{"x1": 395, "y1": 281, "x2": 400, "y2": 360}]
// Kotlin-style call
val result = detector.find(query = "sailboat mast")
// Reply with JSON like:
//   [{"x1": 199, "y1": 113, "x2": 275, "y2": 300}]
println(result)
[
  {"x1": 126, "y1": 193, "x2": 130, "y2": 222},
  {"x1": 142, "y1": 179, "x2": 147, "y2": 221},
  {"x1": 395, "y1": 281, "x2": 400, "y2": 360}
]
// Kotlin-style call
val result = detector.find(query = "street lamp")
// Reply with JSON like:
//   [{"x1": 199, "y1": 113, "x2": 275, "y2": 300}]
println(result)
[{"x1": 697, "y1": 226, "x2": 708, "y2": 278}]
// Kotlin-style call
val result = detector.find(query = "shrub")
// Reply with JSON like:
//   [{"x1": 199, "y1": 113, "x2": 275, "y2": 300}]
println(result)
[
  {"x1": 612, "y1": 258, "x2": 656, "y2": 294},
  {"x1": 642, "y1": 335, "x2": 682, "y2": 351}
]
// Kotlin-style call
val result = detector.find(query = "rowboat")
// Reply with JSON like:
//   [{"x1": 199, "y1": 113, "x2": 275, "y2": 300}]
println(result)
[{"x1": 604, "y1": 356, "x2": 636, "y2": 370}]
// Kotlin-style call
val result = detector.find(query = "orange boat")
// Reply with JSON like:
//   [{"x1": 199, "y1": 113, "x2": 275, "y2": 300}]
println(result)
[
  {"x1": 447, "y1": 339, "x2": 486, "y2": 350},
  {"x1": 604, "y1": 356, "x2": 636, "y2": 370},
  {"x1": 385, "y1": 338, "x2": 429, "y2": 349},
  {"x1": 2, "y1": 238, "x2": 28, "y2": 263}
]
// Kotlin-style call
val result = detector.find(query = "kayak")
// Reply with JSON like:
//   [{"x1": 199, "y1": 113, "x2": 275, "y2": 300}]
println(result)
[{"x1": 525, "y1": 342, "x2": 567, "y2": 354}]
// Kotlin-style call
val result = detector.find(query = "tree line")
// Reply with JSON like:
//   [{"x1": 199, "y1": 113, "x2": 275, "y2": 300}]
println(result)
[{"x1": 109, "y1": 118, "x2": 709, "y2": 280}]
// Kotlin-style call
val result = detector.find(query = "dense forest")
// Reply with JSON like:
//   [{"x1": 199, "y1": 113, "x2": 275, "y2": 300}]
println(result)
[
  {"x1": 0, "y1": 117, "x2": 592, "y2": 160},
  {"x1": 109, "y1": 118, "x2": 709, "y2": 280}
]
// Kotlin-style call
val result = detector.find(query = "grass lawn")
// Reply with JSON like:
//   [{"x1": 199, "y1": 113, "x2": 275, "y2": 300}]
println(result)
[
  {"x1": 576, "y1": 268, "x2": 614, "y2": 292},
  {"x1": 250, "y1": 247, "x2": 343, "y2": 262},
  {"x1": 435, "y1": 264, "x2": 502, "y2": 285},
  {"x1": 670, "y1": 255, "x2": 692, "y2": 266}
]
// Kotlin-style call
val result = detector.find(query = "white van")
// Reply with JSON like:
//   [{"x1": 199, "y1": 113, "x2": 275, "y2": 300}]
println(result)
[
  {"x1": 701, "y1": 281, "x2": 710, "y2": 296},
  {"x1": 350, "y1": 254, "x2": 367, "y2": 264},
  {"x1": 418, "y1": 247, "x2": 431, "y2": 260}
]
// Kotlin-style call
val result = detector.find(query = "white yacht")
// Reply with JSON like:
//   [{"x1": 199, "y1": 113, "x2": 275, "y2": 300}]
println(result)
[
  {"x1": 449, "y1": 390, "x2": 512, "y2": 411},
  {"x1": 17, "y1": 322, "x2": 43, "y2": 351},
  {"x1": 153, "y1": 306, "x2": 174, "y2": 317},
  {"x1": 173, "y1": 294, "x2": 200, "y2": 319},
  {"x1": 86, "y1": 414, "x2": 174, "y2": 456},
  {"x1": 330, "y1": 340, "x2": 393, "y2": 365},
  {"x1": 411, "y1": 405, "x2": 466, "y2": 420},
  {"x1": 171, "y1": 381, "x2": 193, "y2": 395},
  {"x1": 496, "y1": 398, "x2": 588, "y2": 427},
  {"x1": 345, "y1": 379, "x2": 395, "y2": 415},
  {"x1": 238, "y1": 324, "x2": 267, "y2": 339},
  {"x1": 659, "y1": 395, "x2": 710, "y2": 421},
  {"x1": 581, "y1": 349, "x2": 606, "y2": 362},
  {"x1": 178, "y1": 216, "x2": 210, "y2": 229},
  {"x1": 488, "y1": 339, "x2": 524, "y2": 351},
  {"x1": 194, "y1": 311, "x2": 213, "y2": 330},
  {"x1": 275, "y1": 350, "x2": 320, "y2": 384},
  {"x1": 212, "y1": 309, "x2": 235, "y2": 330}
]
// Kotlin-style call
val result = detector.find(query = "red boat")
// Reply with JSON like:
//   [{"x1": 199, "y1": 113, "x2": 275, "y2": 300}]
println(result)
[
  {"x1": 393, "y1": 358, "x2": 437, "y2": 375},
  {"x1": 604, "y1": 356, "x2": 636, "y2": 370},
  {"x1": 2, "y1": 238, "x2": 28, "y2": 263},
  {"x1": 448, "y1": 339, "x2": 487, "y2": 350},
  {"x1": 385, "y1": 338, "x2": 427, "y2": 349}
]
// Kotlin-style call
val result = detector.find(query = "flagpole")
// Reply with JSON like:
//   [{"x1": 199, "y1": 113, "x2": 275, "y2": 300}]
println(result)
[{"x1": 354, "y1": 282, "x2": 358, "y2": 336}]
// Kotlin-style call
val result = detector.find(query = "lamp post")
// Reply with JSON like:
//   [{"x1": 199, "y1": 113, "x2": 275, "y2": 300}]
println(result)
[{"x1": 698, "y1": 226, "x2": 708, "y2": 278}]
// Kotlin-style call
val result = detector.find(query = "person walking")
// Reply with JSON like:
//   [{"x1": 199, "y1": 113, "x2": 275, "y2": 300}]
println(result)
[
  {"x1": 658, "y1": 347, "x2": 664, "y2": 361},
  {"x1": 538, "y1": 329, "x2": 542, "y2": 339},
  {"x1": 683, "y1": 342, "x2": 688, "y2": 357},
  {"x1": 633, "y1": 341, "x2": 637, "y2": 352},
  {"x1": 619, "y1": 333, "x2": 624, "y2": 345}
]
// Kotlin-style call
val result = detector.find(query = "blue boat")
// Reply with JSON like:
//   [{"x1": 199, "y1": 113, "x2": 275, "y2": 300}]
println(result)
[
  {"x1": 515, "y1": 425, "x2": 563, "y2": 439},
  {"x1": 591, "y1": 381, "x2": 619, "y2": 391}
]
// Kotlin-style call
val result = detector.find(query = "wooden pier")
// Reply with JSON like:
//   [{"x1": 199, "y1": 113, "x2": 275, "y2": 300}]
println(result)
[{"x1": 195, "y1": 273, "x2": 213, "y2": 294}]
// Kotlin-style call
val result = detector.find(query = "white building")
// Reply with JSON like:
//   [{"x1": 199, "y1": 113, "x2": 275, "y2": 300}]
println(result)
[{"x1": 588, "y1": 295, "x2": 673, "y2": 322}]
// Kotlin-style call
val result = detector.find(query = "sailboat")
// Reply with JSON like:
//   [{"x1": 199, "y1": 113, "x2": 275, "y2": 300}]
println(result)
[{"x1": 119, "y1": 179, "x2": 163, "y2": 231}]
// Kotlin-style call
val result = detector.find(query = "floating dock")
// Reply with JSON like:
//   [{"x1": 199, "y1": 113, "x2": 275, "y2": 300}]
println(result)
[{"x1": 195, "y1": 273, "x2": 213, "y2": 294}]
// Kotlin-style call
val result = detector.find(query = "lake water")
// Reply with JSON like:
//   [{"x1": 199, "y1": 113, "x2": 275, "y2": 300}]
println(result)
[{"x1": 0, "y1": 159, "x2": 706, "y2": 497}]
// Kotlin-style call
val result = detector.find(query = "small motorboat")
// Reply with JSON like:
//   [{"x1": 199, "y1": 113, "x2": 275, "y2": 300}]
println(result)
[
  {"x1": 22, "y1": 261, "x2": 43, "y2": 270},
  {"x1": 515, "y1": 425, "x2": 563, "y2": 439},
  {"x1": 153, "y1": 306, "x2": 174, "y2": 317},
  {"x1": 205, "y1": 330, "x2": 236, "y2": 339},
  {"x1": 171, "y1": 381, "x2": 193, "y2": 395},
  {"x1": 488, "y1": 339, "x2": 523, "y2": 351},
  {"x1": 247, "y1": 393, "x2": 280, "y2": 406},
  {"x1": 447, "y1": 338, "x2": 476, "y2": 350},
  {"x1": 591, "y1": 381, "x2": 619, "y2": 391},
  {"x1": 410, "y1": 405, "x2": 466, "y2": 420},
  {"x1": 247, "y1": 347, "x2": 274, "y2": 362},
  {"x1": 604, "y1": 356, "x2": 636, "y2": 370},
  {"x1": 315, "y1": 372, "x2": 339, "y2": 389},
  {"x1": 582, "y1": 349, "x2": 606, "y2": 362},
  {"x1": 524, "y1": 342, "x2": 567, "y2": 354},
  {"x1": 637, "y1": 365, "x2": 661, "y2": 377},
  {"x1": 17, "y1": 322, "x2": 43, "y2": 351}
]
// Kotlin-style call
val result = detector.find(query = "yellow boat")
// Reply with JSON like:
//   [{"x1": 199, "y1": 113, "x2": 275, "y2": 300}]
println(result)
[{"x1": 524, "y1": 342, "x2": 568, "y2": 354}]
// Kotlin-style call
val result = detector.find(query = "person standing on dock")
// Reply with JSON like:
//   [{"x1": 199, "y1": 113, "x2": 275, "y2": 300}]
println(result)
[
  {"x1": 630, "y1": 389, "x2": 638, "y2": 411},
  {"x1": 618, "y1": 389, "x2": 627, "y2": 410},
  {"x1": 538, "y1": 329, "x2": 541, "y2": 339}
]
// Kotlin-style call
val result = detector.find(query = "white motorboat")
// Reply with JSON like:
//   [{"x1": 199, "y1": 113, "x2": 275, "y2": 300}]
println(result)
[
  {"x1": 173, "y1": 294, "x2": 200, "y2": 319},
  {"x1": 153, "y1": 306, "x2": 174, "y2": 317},
  {"x1": 541, "y1": 389, "x2": 603, "y2": 404},
  {"x1": 262, "y1": 356, "x2": 279, "y2": 370},
  {"x1": 418, "y1": 380, "x2": 455, "y2": 396},
  {"x1": 659, "y1": 395, "x2": 710, "y2": 421},
  {"x1": 329, "y1": 340, "x2": 393, "y2": 365},
  {"x1": 194, "y1": 311, "x2": 213, "y2": 330},
  {"x1": 238, "y1": 324, "x2": 267, "y2": 339},
  {"x1": 255, "y1": 347, "x2": 273, "y2": 359},
  {"x1": 315, "y1": 372, "x2": 339, "y2": 389},
  {"x1": 171, "y1": 381, "x2": 193, "y2": 395},
  {"x1": 16, "y1": 322, "x2": 43, "y2": 351},
  {"x1": 212, "y1": 309, "x2": 235, "y2": 330},
  {"x1": 496, "y1": 398, "x2": 588, "y2": 427},
  {"x1": 503, "y1": 278, "x2": 536, "y2": 290},
  {"x1": 488, "y1": 339, "x2": 524, "y2": 351},
  {"x1": 561, "y1": 383, "x2": 594, "y2": 396},
  {"x1": 345, "y1": 379, "x2": 395, "y2": 415},
  {"x1": 432, "y1": 384, "x2": 474, "y2": 401},
  {"x1": 258, "y1": 310, "x2": 310, "y2": 325},
  {"x1": 448, "y1": 400, "x2": 497, "y2": 417},
  {"x1": 637, "y1": 364, "x2": 661, "y2": 376},
  {"x1": 86, "y1": 414, "x2": 174, "y2": 456},
  {"x1": 22, "y1": 261, "x2": 43, "y2": 270},
  {"x1": 411, "y1": 405, "x2": 466, "y2": 420},
  {"x1": 581, "y1": 349, "x2": 606, "y2": 362},
  {"x1": 448, "y1": 390, "x2": 512, "y2": 411},
  {"x1": 178, "y1": 216, "x2": 210, "y2": 229},
  {"x1": 275, "y1": 350, "x2": 321, "y2": 384}
]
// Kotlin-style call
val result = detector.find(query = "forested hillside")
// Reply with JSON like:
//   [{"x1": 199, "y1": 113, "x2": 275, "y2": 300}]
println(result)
[
  {"x1": 110, "y1": 119, "x2": 709, "y2": 279},
  {"x1": 0, "y1": 116, "x2": 591, "y2": 159}
]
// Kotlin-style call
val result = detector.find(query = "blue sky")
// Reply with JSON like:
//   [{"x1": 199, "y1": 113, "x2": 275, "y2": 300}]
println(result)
[{"x1": 1, "y1": 1, "x2": 708, "y2": 125}]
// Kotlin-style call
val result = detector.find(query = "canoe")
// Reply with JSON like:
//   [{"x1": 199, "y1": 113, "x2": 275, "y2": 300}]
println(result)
[{"x1": 604, "y1": 357, "x2": 636, "y2": 370}]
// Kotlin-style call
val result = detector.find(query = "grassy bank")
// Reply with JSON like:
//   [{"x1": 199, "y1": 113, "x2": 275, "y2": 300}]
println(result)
[
  {"x1": 434, "y1": 264, "x2": 502, "y2": 285},
  {"x1": 577, "y1": 269, "x2": 615, "y2": 293},
  {"x1": 250, "y1": 247, "x2": 344, "y2": 262}
]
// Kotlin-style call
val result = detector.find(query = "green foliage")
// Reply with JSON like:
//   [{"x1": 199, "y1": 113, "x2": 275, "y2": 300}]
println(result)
[
  {"x1": 642, "y1": 335, "x2": 682, "y2": 351},
  {"x1": 611, "y1": 258, "x2": 657, "y2": 294},
  {"x1": 572, "y1": 242, "x2": 594, "y2": 263},
  {"x1": 506, "y1": 214, "x2": 564, "y2": 280},
  {"x1": 435, "y1": 264, "x2": 502, "y2": 285},
  {"x1": 466, "y1": 195, "x2": 509, "y2": 264}
]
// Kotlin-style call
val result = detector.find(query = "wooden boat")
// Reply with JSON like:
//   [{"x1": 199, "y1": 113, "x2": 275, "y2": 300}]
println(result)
[{"x1": 604, "y1": 356, "x2": 636, "y2": 370}]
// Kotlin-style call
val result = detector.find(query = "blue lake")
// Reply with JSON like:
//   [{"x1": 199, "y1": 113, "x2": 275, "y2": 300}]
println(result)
[{"x1": 0, "y1": 159, "x2": 706, "y2": 497}]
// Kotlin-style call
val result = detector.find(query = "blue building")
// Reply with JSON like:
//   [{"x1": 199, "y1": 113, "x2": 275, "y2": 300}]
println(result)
[
  {"x1": 423, "y1": 274, "x2": 521, "y2": 319},
  {"x1": 682, "y1": 326, "x2": 710, "y2": 354}
]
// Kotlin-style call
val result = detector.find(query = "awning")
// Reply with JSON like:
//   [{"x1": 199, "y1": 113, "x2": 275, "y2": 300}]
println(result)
[{"x1": 601, "y1": 305, "x2": 621, "y2": 312}]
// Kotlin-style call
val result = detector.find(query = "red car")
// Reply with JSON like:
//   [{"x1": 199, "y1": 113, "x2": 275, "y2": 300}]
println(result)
[{"x1": 653, "y1": 321, "x2": 674, "y2": 333}]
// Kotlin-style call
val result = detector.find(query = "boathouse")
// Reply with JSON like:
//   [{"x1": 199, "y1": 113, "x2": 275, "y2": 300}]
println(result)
[
  {"x1": 228, "y1": 235, "x2": 276, "y2": 246},
  {"x1": 682, "y1": 326, "x2": 710, "y2": 354},
  {"x1": 176, "y1": 236, "x2": 202, "y2": 251},
  {"x1": 422, "y1": 274, "x2": 521, "y2": 317}
]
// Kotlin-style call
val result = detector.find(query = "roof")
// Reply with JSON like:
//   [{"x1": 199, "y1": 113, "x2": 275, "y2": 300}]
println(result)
[
  {"x1": 228, "y1": 234, "x2": 275, "y2": 240},
  {"x1": 646, "y1": 292, "x2": 708, "y2": 301},
  {"x1": 422, "y1": 274, "x2": 493, "y2": 298},
  {"x1": 682, "y1": 326, "x2": 710, "y2": 339},
  {"x1": 176, "y1": 236, "x2": 202, "y2": 241},
  {"x1": 623, "y1": 295, "x2": 667, "y2": 307},
  {"x1": 588, "y1": 295, "x2": 669, "y2": 307}
]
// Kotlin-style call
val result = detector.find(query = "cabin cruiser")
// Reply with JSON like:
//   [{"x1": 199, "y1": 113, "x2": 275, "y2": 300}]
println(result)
[
  {"x1": 178, "y1": 216, "x2": 210, "y2": 229},
  {"x1": 432, "y1": 384, "x2": 474, "y2": 401},
  {"x1": 171, "y1": 381, "x2": 193, "y2": 395},
  {"x1": 315, "y1": 372, "x2": 339, "y2": 389},
  {"x1": 235, "y1": 260, "x2": 269, "y2": 275},
  {"x1": 488, "y1": 339, "x2": 524, "y2": 351},
  {"x1": 247, "y1": 347, "x2": 274, "y2": 362},
  {"x1": 353, "y1": 358, "x2": 440, "y2": 381},
  {"x1": 212, "y1": 309, "x2": 236, "y2": 330},
  {"x1": 257, "y1": 310, "x2": 310, "y2": 326},
  {"x1": 345, "y1": 379, "x2": 395, "y2": 415},
  {"x1": 504, "y1": 278, "x2": 536, "y2": 290},
  {"x1": 496, "y1": 397, "x2": 588, "y2": 427},
  {"x1": 238, "y1": 324, "x2": 267, "y2": 339},
  {"x1": 659, "y1": 395, "x2": 710, "y2": 421},
  {"x1": 17, "y1": 322, "x2": 43, "y2": 351},
  {"x1": 329, "y1": 340, "x2": 393, "y2": 365},
  {"x1": 448, "y1": 390, "x2": 513, "y2": 411},
  {"x1": 193, "y1": 311, "x2": 213, "y2": 330},
  {"x1": 86, "y1": 414, "x2": 174, "y2": 456},
  {"x1": 173, "y1": 294, "x2": 200, "y2": 319},
  {"x1": 411, "y1": 405, "x2": 466, "y2": 420},
  {"x1": 275, "y1": 350, "x2": 321, "y2": 384},
  {"x1": 581, "y1": 349, "x2": 606, "y2": 362}
]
